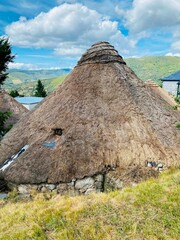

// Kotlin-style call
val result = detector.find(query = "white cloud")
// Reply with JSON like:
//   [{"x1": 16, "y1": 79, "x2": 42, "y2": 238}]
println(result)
[
  {"x1": 54, "y1": 46, "x2": 84, "y2": 56},
  {"x1": 124, "y1": 0, "x2": 180, "y2": 33},
  {"x1": 115, "y1": 6, "x2": 126, "y2": 17},
  {"x1": 171, "y1": 41, "x2": 180, "y2": 51},
  {"x1": 165, "y1": 52, "x2": 180, "y2": 57},
  {"x1": 5, "y1": 3, "x2": 130, "y2": 57},
  {"x1": 8, "y1": 62, "x2": 36, "y2": 69}
]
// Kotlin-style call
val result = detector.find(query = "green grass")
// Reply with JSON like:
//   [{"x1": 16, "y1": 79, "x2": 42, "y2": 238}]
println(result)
[
  {"x1": 0, "y1": 168, "x2": 179, "y2": 239},
  {"x1": 50, "y1": 74, "x2": 67, "y2": 89}
]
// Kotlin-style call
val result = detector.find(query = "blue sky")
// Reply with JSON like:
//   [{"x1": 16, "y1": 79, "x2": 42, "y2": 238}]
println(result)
[{"x1": 0, "y1": 0, "x2": 180, "y2": 69}]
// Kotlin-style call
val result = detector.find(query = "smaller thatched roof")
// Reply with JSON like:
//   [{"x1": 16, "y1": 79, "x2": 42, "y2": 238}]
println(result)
[
  {"x1": 0, "y1": 90, "x2": 28, "y2": 127},
  {"x1": 145, "y1": 80, "x2": 178, "y2": 107}
]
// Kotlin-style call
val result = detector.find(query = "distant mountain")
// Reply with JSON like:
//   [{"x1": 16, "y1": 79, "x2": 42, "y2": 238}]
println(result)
[
  {"x1": 3, "y1": 56, "x2": 180, "y2": 95},
  {"x1": 4, "y1": 68, "x2": 71, "y2": 95},
  {"x1": 4, "y1": 75, "x2": 68, "y2": 96},
  {"x1": 6, "y1": 68, "x2": 71, "y2": 85}
]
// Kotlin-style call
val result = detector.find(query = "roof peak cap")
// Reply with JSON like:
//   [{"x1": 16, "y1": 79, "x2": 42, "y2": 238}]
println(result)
[{"x1": 77, "y1": 41, "x2": 125, "y2": 66}]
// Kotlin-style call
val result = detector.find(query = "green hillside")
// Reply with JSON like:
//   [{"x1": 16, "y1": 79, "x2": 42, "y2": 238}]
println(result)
[
  {"x1": 0, "y1": 169, "x2": 179, "y2": 239},
  {"x1": 3, "y1": 75, "x2": 68, "y2": 96},
  {"x1": 125, "y1": 56, "x2": 180, "y2": 84},
  {"x1": 4, "y1": 69, "x2": 71, "y2": 91},
  {"x1": 50, "y1": 75, "x2": 67, "y2": 89},
  {"x1": 7, "y1": 68, "x2": 71, "y2": 82}
]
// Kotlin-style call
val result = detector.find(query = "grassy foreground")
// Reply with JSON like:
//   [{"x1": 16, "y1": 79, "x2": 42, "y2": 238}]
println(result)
[{"x1": 0, "y1": 169, "x2": 179, "y2": 240}]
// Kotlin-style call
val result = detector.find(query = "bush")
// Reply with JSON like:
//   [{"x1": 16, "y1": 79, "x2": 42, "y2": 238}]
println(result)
[
  {"x1": 0, "y1": 111, "x2": 12, "y2": 137},
  {"x1": 175, "y1": 97, "x2": 180, "y2": 104},
  {"x1": 9, "y1": 90, "x2": 19, "y2": 97}
]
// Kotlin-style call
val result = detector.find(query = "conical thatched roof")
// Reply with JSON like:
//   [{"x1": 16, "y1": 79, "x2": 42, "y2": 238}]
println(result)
[
  {"x1": 0, "y1": 90, "x2": 28, "y2": 127},
  {"x1": 0, "y1": 42, "x2": 179, "y2": 185}
]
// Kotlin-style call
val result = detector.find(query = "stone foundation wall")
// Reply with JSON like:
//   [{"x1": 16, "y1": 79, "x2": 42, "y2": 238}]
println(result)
[
  {"x1": 12, "y1": 174, "x2": 105, "y2": 196},
  {"x1": 6, "y1": 163, "x2": 166, "y2": 196}
]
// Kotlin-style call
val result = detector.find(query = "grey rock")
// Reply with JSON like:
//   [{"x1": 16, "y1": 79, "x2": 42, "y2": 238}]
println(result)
[
  {"x1": 94, "y1": 174, "x2": 104, "y2": 182},
  {"x1": 157, "y1": 163, "x2": 163, "y2": 168},
  {"x1": 41, "y1": 186, "x2": 47, "y2": 193},
  {"x1": 158, "y1": 167, "x2": 163, "y2": 172},
  {"x1": 75, "y1": 177, "x2": 94, "y2": 190},
  {"x1": 94, "y1": 181, "x2": 103, "y2": 189},
  {"x1": 18, "y1": 185, "x2": 30, "y2": 194},
  {"x1": 46, "y1": 184, "x2": 56, "y2": 191},
  {"x1": 114, "y1": 179, "x2": 123, "y2": 189},
  {"x1": 67, "y1": 181, "x2": 75, "y2": 187}
]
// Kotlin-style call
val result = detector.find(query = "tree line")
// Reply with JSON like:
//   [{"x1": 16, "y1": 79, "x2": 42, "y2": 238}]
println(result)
[{"x1": 9, "y1": 80, "x2": 47, "y2": 98}]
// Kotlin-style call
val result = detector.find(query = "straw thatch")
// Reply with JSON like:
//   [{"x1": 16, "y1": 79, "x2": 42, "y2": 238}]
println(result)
[
  {"x1": 0, "y1": 90, "x2": 28, "y2": 127},
  {"x1": 0, "y1": 42, "x2": 179, "y2": 185}
]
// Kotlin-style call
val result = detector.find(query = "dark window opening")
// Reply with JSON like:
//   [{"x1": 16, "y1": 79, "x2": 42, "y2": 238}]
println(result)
[{"x1": 53, "y1": 128, "x2": 63, "y2": 136}]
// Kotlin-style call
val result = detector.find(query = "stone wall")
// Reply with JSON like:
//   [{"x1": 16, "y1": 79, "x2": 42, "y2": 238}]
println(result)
[
  {"x1": 12, "y1": 174, "x2": 105, "y2": 196},
  {"x1": 6, "y1": 162, "x2": 167, "y2": 196}
]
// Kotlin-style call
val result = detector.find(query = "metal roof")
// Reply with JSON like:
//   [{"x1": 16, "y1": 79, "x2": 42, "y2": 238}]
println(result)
[
  {"x1": 161, "y1": 70, "x2": 180, "y2": 81},
  {"x1": 15, "y1": 96, "x2": 44, "y2": 105}
]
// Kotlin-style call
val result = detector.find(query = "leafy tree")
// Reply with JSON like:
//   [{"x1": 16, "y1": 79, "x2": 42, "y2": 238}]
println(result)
[
  {"x1": 34, "y1": 80, "x2": 47, "y2": 97},
  {"x1": 9, "y1": 90, "x2": 20, "y2": 97},
  {"x1": 0, "y1": 37, "x2": 15, "y2": 87},
  {"x1": 0, "y1": 111, "x2": 12, "y2": 138}
]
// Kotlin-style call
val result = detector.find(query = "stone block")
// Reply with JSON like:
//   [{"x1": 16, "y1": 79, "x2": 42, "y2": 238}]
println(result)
[
  {"x1": 94, "y1": 181, "x2": 103, "y2": 190},
  {"x1": 75, "y1": 177, "x2": 94, "y2": 190},
  {"x1": 41, "y1": 186, "x2": 47, "y2": 193},
  {"x1": 57, "y1": 183, "x2": 68, "y2": 193},
  {"x1": 94, "y1": 174, "x2": 104, "y2": 182},
  {"x1": 18, "y1": 185, "x2": 30, "y2": 194},
  {"x1": 46, "y1": 184, "x2": 56, "y2": 191}
]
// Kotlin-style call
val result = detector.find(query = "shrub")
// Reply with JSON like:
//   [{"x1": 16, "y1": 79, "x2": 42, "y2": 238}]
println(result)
[
  {"x1": 0, "y1": 111, "x2": 12, "y2": 137},
  {"x1": 175, "y1": 97, "x2": 180, "y2": 104}
]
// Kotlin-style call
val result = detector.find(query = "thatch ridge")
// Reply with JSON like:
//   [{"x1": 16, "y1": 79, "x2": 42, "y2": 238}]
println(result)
[{"x1": 77, "y1": 41, "x2": 125, "y2": 66}]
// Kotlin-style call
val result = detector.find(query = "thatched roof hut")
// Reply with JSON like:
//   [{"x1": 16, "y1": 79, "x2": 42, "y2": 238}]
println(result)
[
  {"x1": 0, "y1": 89, "x2": 28, "y2": 127},
  {"x1": 0, "y1": 42, "x2": 179, "y2": 190}
]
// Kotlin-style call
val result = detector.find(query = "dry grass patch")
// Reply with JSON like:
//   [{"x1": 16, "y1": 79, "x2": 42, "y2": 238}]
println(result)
[{"x1": 0, "y1": 169, "x2": 179, "y2": 240}]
